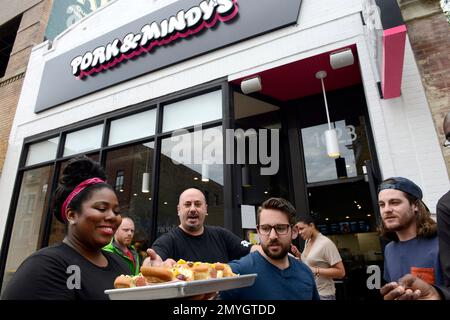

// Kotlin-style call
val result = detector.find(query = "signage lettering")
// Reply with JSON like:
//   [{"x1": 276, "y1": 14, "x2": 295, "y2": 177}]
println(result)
[{"x1": 70, "y1": 0, "x2": 238, "y2": 78}]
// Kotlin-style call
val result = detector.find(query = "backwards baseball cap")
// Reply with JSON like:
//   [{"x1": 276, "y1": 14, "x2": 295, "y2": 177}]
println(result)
[{"x1": 378, "y1": 177, "x2": 423, "y2": 200}]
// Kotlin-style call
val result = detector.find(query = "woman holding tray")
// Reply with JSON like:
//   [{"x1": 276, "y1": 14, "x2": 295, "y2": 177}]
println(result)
[{"x1": 2, "y1": 156, "x2": 130, "y2": 300}]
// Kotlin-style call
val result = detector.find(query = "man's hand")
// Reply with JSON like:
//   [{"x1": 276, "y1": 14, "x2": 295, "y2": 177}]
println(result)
[
  {"x1": 380, "y1": 274, "x2": 441, "y2": 300},
  {"x1": 142, "y1": 248, "x2": 176, "y2": 268}
]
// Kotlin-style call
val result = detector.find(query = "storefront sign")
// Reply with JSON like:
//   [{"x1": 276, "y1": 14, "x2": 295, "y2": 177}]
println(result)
[
  {"x1": 71, "y1": 0, "x2": 239, "y2": 78},
  {"x1": 35, "y1": 0, "x2": 302, "y2": 113}
]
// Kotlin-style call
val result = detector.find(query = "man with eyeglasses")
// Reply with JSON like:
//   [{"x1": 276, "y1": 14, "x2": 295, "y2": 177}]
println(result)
[{"x1": 219, "y1": 197, "x2": 320, "y2": 300}]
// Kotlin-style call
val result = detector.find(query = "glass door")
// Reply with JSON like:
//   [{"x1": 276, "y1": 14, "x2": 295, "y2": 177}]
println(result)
[{"x1": 294, "y1": 84, "x2": 383, "y2": 300}]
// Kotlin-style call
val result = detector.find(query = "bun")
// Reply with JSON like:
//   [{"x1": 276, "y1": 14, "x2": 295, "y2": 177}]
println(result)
[
  {"x1": 114, "y1": 275, "x2": 134, "y2": 288},
  {"x1": 193, "y1": 264, "x2": 210, "y2": 280},
  {"x1": 140, "y1": 266, "x2": 174, "y2": 283}
]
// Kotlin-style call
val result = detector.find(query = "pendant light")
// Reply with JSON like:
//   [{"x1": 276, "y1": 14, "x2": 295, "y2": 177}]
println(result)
[
  {"x1": 142, "y1": 149, "x2": 150, "y2": 193},
  {"x1": 316, "y1": 70, "x2": 340, "y2": 158}
]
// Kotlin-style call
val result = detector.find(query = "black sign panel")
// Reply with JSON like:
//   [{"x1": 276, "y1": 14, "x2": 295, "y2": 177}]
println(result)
[{"x1": 35, "y1": 0, "x2": 302, "y2": 113}]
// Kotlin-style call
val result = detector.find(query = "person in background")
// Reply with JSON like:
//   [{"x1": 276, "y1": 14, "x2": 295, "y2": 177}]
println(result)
[
  {"x1": 103, "y1": 217, "x2": 141, "y2": 275},
  {"x1": 151, "y1": 188, "x2": 253, "y2": 263},
  {"x1": 293, "y1": 216, "x2": 345, "y2": 300},
  {"x1": 436, "y1": 112, "x2": 450, "y2": 299},
  {"x1": 1, "y1": 156, "x2": 130, "y2": 300},
  {"x1": 219, "y1": 197, "x2": 320, "y2": 300},
  {"x1": 378, "y1": 177, "x2": 444, "y2": 299}
]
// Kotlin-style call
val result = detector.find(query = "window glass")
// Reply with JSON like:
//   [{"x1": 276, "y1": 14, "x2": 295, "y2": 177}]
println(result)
[
  {"x1": 1, "y1": 165, "x2": 53, "y2": 295},
  {"x1": 162, "y1": 91, "x2": 222, "y2": 132},
  {"x1": 104, "y1": 143, "x2": 155, "y2": 251},
  {"x1": 25, "y1": 137, "x2": 59, "y2": 166},
  {"x1": 108, "y1": 109, "x2": 157, "y2": 146},
  {"x1": 63, "y1": 124, "x2": 103, "y2": 156},
  {"x1": 156, "y1": 126, "x2": 224, "y2": 238},
  {"x1": 302, "y1": 118, "x2": 370, "y2": 183}
]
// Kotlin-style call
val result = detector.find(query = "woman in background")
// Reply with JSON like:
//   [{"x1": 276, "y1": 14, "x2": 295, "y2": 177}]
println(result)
[{"x1": 293, "y1": 215, "x2": 345, "y2": 300}]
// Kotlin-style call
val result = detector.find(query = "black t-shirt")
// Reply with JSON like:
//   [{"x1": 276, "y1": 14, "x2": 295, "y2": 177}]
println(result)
[
  {"x1": 2, "y1": 243, "x2": 129, "y2": 300},
  {"x1": 152, "y1": 226, "x2": 252, "y2": 262},
  {"x1": 437, "y1": 190, "x2": 450, "y2": 299}
]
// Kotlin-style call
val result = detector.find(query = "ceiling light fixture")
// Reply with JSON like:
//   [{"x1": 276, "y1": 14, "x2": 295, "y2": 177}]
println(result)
[{"x1": 240, "y1": 76, "x2": 262, "y2": 94}]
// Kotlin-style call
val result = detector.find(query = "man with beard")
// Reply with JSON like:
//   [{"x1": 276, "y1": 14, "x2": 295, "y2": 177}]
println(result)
[
  {"x1": 151, "y1": 188, "x2": 252, "y2": 262},
  {"x1": 378, "y1": 177, "x2": 444, "y2": 299},
  {"x1": 103, "y1": 217, "x2": 141, "y2": 275},
  {"x1": 380, "y1": 114, "x2": 450, "y2": 300},
  {"x1": 219, "y1": 197, "x2": 320, "y2": 300}
]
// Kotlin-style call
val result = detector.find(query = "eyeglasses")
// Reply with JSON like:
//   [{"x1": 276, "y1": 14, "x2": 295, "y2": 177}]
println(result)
[{"x1": 257, "y1": 224, "x2": 292, "y2": 236}]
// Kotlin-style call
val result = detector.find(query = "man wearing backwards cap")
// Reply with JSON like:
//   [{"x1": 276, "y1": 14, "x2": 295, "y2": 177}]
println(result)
[
  {"x1": 380, "y1": 114, "x2": 450, "y2": 300},
  {"x1": 378, "y1": 177, "x2": 445, "y2": 300}
]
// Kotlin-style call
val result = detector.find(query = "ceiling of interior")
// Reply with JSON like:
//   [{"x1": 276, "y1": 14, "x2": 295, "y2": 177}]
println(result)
[{"x1": 231, "y1": 44, "x2": 362, "y2": 102}]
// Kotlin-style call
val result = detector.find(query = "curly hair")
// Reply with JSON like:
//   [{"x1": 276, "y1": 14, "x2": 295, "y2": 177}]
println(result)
[{"x1": 52, "y1": 156, "x2": 114, "y2": 223}]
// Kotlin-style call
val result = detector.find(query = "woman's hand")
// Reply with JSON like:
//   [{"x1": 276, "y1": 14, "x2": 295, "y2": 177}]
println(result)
[{"x1": 290, "y1": 244, "x2": 302, "y2": 260}]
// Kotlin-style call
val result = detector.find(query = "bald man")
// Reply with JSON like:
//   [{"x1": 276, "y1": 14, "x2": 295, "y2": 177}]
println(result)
[
  {"x1": 151, "y1": 188, "x2": 252, "y2": 262},
  {"x1": 103, "y1": 217, "x2": 141, "y2": 275}
]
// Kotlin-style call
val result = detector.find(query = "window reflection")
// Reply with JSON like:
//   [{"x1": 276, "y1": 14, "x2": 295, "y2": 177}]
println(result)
[
  {"x1": 2, "y1": 165, "x2": 53, "y2": 295},
  {"x1": 104, "y1": 143, "x2": 154, "y2": 250},
  {"x1": 157, "y1": 127, "x2": 224, "y2": 237}
]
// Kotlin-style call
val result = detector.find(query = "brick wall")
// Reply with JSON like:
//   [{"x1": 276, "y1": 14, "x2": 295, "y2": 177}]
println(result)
[
  {"x1": 0, "y1": 0, "x2": 52, "y2": 175},
  {"x1": 402, "y1": 7, "x2": 450, "y2": 178}
]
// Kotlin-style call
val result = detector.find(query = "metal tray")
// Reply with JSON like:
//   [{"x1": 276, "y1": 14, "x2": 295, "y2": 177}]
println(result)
[{"x1": 105, "y1": 274, "x2": 257, "y2": 300}]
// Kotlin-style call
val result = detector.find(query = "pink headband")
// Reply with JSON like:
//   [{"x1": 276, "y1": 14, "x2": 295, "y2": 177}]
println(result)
[{"x1": 61, "y1": 177, "x2": 105, "y2": 222}]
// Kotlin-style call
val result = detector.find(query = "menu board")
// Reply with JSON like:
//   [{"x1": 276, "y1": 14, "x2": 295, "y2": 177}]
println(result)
[{"x1": 319, "y1": 220, "x2": 371, "y2": 235}]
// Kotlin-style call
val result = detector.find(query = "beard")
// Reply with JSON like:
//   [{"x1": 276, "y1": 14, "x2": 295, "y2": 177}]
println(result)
[{"x1": 261, "y1": 239, "x2": 290, "y2": 260}]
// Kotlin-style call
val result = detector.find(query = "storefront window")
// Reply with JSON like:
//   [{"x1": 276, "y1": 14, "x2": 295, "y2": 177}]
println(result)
[
  {"x1": 157, "y1": 126, "x2": 224, "y2": 237},
  {"x1": 302, "y1": 117, "x2": 370, "y2": 183},
  {"x1": 104, "y1": 143, "x2": 155, "y2": 250},
  {"x1": 63, "y1": 124, "x2": 103, "y2": 156},
  {"x1": 1, "y1": 165, "x2": 53, "y2": 294},
  {"x1": 108, "y1": 109, "x2": 157, "y2": 146},
  {"x1": 162, "y1": 91, "x2": 222, "y2": 132},
  {"x1": 25, "y1": 137, "x2": 59, "y2": 166}
]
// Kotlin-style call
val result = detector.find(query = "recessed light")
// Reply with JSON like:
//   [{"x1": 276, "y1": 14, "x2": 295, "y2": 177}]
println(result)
[
  {"x1": 164, "y1": 201, "x2": 168, "y2": 205},
  {"x1": 120, "y1": 189, "x2": 124, "y2": 192},
  {"x1": 149, "y1": 198, "x2": 152, "y2": 201},
  {"x1": 133, "y1": 193, "x2": 137, "y2": 196},
  {"x1": 264, "y1": 191, "x2": 268, "y2": 194},
  {"x1": 367, "y1": 214, "x2": 371, "y2": 217},
  {"x1": 325, "y1": 218, "x2": 329, "y2": 221},
  {"x1": 345, "y1": 216, "x2": 350, "y2": 219},
  {"x1": 193, "y1": 177, "x2": 198, "y2": 180}
]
